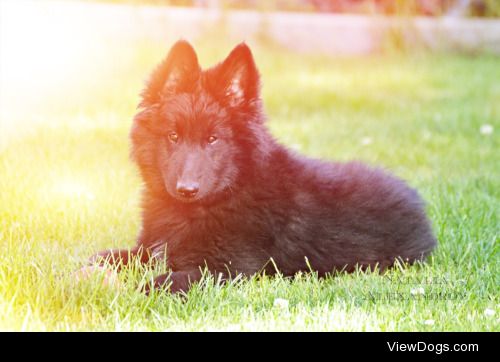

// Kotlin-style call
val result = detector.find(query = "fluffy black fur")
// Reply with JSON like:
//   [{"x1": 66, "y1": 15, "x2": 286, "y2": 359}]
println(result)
[{"x1": 91, "y1": 41, "x2": 437, "y2": 293}]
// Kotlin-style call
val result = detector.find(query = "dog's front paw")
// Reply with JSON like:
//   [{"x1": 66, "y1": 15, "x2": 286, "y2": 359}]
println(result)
[
  {"x1": 144, "y1": 271, "x2": 201, "y2": 295},
  {"x1": 73, "y1": 266, "x2": 121, "y2": 288}
]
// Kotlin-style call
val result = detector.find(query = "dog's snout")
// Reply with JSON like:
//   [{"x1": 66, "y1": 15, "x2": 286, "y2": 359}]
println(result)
[{"x1": 176, "y1": 181, "x2": 199, "y2": 198}]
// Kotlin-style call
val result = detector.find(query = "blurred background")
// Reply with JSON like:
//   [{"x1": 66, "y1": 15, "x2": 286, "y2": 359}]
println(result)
[
  {"x1": 2, "y1": 0, "x2": 500, "y2": 143},
  {"x1": 88, "y1": 0, "x2": 500, "y2": 16}
]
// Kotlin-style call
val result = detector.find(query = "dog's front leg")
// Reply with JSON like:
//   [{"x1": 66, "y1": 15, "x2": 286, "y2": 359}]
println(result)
[{"x1": 89, "y1": 246, "x2": 151, "y2": 269}]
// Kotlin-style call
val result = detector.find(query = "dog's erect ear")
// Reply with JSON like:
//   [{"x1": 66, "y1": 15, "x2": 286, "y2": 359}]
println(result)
[
  {"x1": 140, "y1": 40, "x2": 200, "y2": 107},
  {"x1": 161, "y1": 40, "x2": 200, "y2": 94},
  {"x1": 215, "y1": 43, "x2": 260, "y2": 107}
]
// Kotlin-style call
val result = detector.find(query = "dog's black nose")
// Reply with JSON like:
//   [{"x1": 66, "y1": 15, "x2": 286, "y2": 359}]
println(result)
[{"x1": 176, "y1": 182, "x2": 199, "y2": 198}]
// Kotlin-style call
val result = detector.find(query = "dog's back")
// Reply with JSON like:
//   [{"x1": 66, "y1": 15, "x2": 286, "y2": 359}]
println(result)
[{"x1": 260, "y1": 156, "x2": 436, "y2": 275}]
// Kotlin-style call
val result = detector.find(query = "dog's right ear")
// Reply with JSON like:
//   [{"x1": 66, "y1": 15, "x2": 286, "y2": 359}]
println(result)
[{"x1": 139, "y1": 40, "x2": 200, "y2": 107}]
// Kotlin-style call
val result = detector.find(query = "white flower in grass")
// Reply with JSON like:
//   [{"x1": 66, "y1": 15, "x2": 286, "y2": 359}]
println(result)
[
  {"x1": 410, "y1": 287, "x2": 425, "y2": 295},
  {"x1": 480, "y1": 124, "x2": 493, "y2": 135},
  {"x1": 484, "y1": 308, "x2": 495, "y2": 317},
  {"x1": 361, "y1": 137, "x2": 372, "y2": 146},
  {"x1": 424, "y1": 319, "x2": 435, "y2": 326},
  {"x1": 273, "y1": 298, "x2": 289, "y2": 310}
]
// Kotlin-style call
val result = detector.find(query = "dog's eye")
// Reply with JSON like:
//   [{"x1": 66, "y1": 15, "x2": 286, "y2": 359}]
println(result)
[
  {"x1": 207, "y1": 135, "x2": 218, "y2": 144},
  {"x1": 168, "y1": 132, "x2": 179, "y2": 143}
]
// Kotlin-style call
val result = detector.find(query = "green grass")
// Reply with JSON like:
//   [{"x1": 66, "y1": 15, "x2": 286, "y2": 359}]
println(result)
[{"x1": 0, "y1": 40, "x2": 499, "y2": 331}]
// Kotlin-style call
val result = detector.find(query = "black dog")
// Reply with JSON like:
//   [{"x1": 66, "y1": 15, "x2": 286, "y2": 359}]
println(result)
[{"x1": 91, "y1": 41, "x2": 436, "y2": 293}]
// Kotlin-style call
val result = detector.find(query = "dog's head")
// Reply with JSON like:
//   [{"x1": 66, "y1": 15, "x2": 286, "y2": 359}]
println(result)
[{"x1": 131, "y1": 41, "x2": 263, "y2": 204}]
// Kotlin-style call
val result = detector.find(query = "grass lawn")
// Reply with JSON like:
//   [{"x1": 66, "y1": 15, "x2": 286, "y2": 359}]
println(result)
[{"x1": 0, "y1": 39, "x2": 498, "y2": 331}]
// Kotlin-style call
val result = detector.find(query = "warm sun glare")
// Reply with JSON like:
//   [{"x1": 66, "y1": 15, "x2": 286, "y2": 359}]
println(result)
[
  {"x1": 0, "y1": 0, "x2": 117, "y2": 136},
  {"x1": 0, "y1": 2, "x2": 97, "y2": 89},
  {"x1": 50, "y1": 179, "x2": 96, "y2": 201}
]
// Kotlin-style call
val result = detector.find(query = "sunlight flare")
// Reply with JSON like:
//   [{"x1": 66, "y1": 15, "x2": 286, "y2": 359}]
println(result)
[{"x1": 51, "y1": 179, "x2": 95, "y2": 201}]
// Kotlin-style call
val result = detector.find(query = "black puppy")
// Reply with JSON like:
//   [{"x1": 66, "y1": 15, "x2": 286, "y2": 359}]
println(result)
[{"x1": 91, "y1": 41, "x2": 436, "y2": 293}]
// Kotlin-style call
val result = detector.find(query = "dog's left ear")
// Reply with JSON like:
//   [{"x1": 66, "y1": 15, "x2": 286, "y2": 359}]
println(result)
[{"x1": 215, "y1": 43, "x2": 260, "y2": 107}]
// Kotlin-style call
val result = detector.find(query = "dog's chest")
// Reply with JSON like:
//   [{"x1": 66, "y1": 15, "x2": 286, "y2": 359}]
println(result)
[{"x1": 167, "y1": 201, "x2": 265, "y2": 245}]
